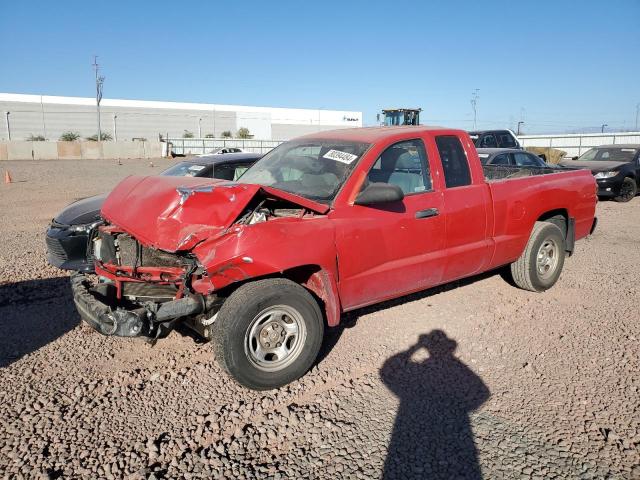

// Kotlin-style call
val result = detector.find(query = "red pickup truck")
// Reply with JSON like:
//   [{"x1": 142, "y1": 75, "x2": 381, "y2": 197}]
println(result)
[{"x1": 71, "y1": 126, "x2": 597, "y2": 390}]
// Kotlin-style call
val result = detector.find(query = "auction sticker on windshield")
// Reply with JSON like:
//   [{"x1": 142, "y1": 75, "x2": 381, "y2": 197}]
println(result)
[{"x1": 323, "y1": 149, "x2": 358, "y2": 164}]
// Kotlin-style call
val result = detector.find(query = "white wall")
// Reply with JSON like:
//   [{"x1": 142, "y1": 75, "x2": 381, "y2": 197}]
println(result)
[{"x1": 519, "y1": 131, "x2": 640, "y2": 157}]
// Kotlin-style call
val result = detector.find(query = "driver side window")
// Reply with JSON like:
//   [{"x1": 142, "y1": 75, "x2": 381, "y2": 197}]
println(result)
[{"x1": 366, "y1": 139, "x2": 432, "y2": 194}]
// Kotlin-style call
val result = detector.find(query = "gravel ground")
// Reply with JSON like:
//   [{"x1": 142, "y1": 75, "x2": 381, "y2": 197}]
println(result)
[{"x1": 0, "y1": 159, "x2": 639, "y2": 479}]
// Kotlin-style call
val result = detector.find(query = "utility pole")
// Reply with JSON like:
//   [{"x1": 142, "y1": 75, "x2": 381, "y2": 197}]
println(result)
[
  {"x1": 92, "y1": 56, "x2": 105, "y2": 142},
  {"x1": 601, "y1": 123, "x2": 608, "y2": 133},
  {"x1": 471, "y1": 89, "x2": 479, "y2": 129},
  {"x1": 517, "y1": 121, "x2": 525, "y2": 136},
  {"x1": 4, "y1": 112, "x2": 10, "y2": 140}
]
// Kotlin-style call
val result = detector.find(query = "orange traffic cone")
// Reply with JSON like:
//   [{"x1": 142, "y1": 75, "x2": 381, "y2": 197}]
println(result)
[{"x1": 4, "y1": 170, "x2": 12, "y2": 184}]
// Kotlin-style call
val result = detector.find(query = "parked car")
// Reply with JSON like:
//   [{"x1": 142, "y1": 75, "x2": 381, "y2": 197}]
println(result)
[
  {"x1": 468, "y1": 129, "x2": 522, "y2": 149},
  {"x1": 559, "y1": 144, "x2": 640, "y2": 202},
  {"x1": 196, "y1": 147, "x2": 246, "y2": 157},
  {"x1": 67, "y1": 126, "x2": 597, "y2": 390},
  {"x1": 46, "y1": 152, "x2": 261, "y2": 272},
  {"x1": 477, "y1": 148, "x2": 559, "y2": 168}
]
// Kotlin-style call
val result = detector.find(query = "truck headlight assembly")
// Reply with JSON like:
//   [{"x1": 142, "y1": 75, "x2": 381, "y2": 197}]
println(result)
[{"x1": 594, "y1": 171, "x2": 618, "y2": 179}]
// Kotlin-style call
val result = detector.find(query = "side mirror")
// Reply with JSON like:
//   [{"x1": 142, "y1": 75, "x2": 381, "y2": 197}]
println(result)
[{"x1": 355, "y1": 182, "x2": 404, "y2": 206}]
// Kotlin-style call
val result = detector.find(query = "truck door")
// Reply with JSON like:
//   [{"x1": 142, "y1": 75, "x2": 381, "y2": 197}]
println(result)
[
  {"x1": 333, "y1": 138, "x2": 446, "y2": 310},
  {"x1": 434, "y1": 134, "x2": 491, "y2": 281}
]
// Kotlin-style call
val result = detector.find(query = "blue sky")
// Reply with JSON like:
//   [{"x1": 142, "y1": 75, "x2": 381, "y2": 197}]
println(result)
[{"x1": 1, "y1": 0, "x2": 639, "y2": 133}]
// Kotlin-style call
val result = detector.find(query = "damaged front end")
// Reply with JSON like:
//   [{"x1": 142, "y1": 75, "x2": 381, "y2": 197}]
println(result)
[
  {"x1": 70, "y1": 175, "x2": 330, "y2": 340},
  {"x1": 72, "y1": 225, "x2": 221, "y2": 339}
]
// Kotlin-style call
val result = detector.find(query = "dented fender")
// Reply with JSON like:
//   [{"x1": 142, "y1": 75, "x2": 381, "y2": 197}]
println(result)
[{"x1": 191, "y1": 215, "x2": 343, "y2": 326}]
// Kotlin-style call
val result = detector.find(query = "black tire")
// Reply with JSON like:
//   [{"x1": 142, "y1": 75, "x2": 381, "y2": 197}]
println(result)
[
  {"x1": 509, "y1": 221, "x2": 566, "y2": 292},
  {"x1": 212, "y1": 278, "x2": 324, "y2": 390},
  {"x1": 613, "y1": 177, "x2": 637, "y2": 203}
]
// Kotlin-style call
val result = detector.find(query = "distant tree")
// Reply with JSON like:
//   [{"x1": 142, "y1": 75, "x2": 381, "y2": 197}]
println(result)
[
  {"x1": 183, "y1": 130, "x2": 194, "y2": 138},
  {"x1": 59, "y1": 131, "x2": 81, "y2": 141},
  {"x1": 86, "y1": 132, "x2": 113, "y2": 141},
  {"x1": 26, "y1": 134, "x2": 46, "y2": 141},
  {"x1": 204, "y1": 133, "x2": 215, "y2": 138},
  {"x1": 237, "y1": 127, "x2": 252, "y2": 139},
  {"x1": 221, "y1": 130, "x2": 233, "y2": 138}
]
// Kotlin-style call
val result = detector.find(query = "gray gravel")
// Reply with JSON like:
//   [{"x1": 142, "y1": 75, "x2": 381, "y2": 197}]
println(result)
[{"x1": 1, "y1": 159, "x2": 639, "y2": 479}]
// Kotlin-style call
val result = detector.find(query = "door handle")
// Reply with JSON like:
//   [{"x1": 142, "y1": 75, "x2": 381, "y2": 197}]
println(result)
[{"x1": 415, "y1": 208, "x2": 439, "y2": 219}]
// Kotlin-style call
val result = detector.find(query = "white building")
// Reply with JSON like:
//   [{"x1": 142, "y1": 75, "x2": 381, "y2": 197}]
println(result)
[{"x1": 0, "y1": 93, "x2": 362, "y2": 142}]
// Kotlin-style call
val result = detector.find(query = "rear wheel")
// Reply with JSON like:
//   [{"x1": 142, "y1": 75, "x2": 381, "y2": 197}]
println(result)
[
  {"x1": 212, "y1": 278, "x2": 324, "y2": 390},
  {"x1": 509, "y1": 221, "x2": 566, "y2": 292},
  {"x1": 614, "y1": 177, "x2": 637, "y2": 202}
]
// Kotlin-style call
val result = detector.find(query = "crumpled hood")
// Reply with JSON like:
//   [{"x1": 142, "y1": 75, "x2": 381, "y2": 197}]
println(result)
[
  {"x1": 559, "y1": 160, "x2": 628, "y2": 172},
  {"x1": 101, "y1": 175, "x2": 328, "y2": 252}
]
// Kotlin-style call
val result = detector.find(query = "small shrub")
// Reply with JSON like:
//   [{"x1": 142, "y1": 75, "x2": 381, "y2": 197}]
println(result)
[
  {"x1": 204, "y1": 133, "x2": 215, "y2": 138},
  {"x1": 59, "y1": 131, "x2": 81, "y2": 141},
  {"x1": 183, "y1": 130, "x2": 194, "y2": 138},
  {"x1": 86, "y1": 132, "x2": 113, "y2": 141},
  {"x1": 221, "y1": 130, "x2": 232, "y2": 138},
  {"x1": 26, "y1": 134, "x2": 46, "y2": 141},
  {"x1": 237, "y1": 127, "x2": 251, "y2": 139}
]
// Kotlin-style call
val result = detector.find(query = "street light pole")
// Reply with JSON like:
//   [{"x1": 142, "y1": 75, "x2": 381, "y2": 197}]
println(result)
[
  {"x1": 635, "y1": 103, "x2": 639, "y2": 131},
  {"x1": 4, "y1": 112, "x2": 10, "y2": 140},
  {"x1": 517, "y1": 121, "x2": 525, "y2": 136},
  {"x1": 92, "y1": 56, "x2": 105, "y2": 142},
  {"x1": 601, "y1": 124, "x2": 608, "y2": 133},
  {"x1": 198, "y1": 117, "x2": 202, "y2": 138},
  {"x1": 113, "y1": 114, "x2": 118, "y2": 141}
]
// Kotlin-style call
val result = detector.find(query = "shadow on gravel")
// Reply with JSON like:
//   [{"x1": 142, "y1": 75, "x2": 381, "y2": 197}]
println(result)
[
  {"x1": 316, "y1": 269, "x2": 505, "y2": 367},
  {"x1": 380, "y1": 330, "x2": 490, "y2": 480},
  {"x1": 0, "y1": 276, "x2": 79, "y2": 368}
]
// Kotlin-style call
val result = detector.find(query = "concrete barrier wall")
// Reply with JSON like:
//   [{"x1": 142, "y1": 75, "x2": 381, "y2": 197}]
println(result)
[{"x1": 0, "y1": 141, "x2": 165, "y2": 160}]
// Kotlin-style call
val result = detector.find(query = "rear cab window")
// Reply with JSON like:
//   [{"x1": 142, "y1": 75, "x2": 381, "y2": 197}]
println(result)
[
  {"x1": 496, "y1": 131, "x2": 517, "y2": 148},
  {"x1": 435, "y1": 136, "x2": 472, "y2": 188}
]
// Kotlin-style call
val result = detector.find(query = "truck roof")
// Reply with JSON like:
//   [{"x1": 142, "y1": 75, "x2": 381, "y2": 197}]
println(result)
[{"x1": 296, "y1": 125, "x2": 456, "y2": 143}]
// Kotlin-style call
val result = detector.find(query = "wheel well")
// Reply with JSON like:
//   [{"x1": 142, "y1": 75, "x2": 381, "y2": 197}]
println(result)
[
  {"x1": 537, "y1": 209, "x2": 568, "y2": 235},
  {"x1": 214, "y1": 264, "x2": 341, "y2": 327}
]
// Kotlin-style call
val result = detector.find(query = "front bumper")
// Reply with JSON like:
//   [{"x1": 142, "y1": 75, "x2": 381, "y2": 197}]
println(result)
[
  {"x1": 46, "y1": 225, "x2": 93, "y2": 272},
  {"x1": 70, "y1": 273, "x2": 209, "y2": 337},
  {"x1": 595, "y1": 176, "x2": 623, "y2": 197}
]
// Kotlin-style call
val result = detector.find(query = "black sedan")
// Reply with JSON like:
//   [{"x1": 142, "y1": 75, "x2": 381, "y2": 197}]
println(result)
[
  {"x1": 46, "y1": 152, "x2": 261, "y2": 272},
  {"x1": 560, "y1": 145, "x2": 640, "y2": 202},
  {"x1": 477, "y1": 148, "x2": 557, "y2": 168}
]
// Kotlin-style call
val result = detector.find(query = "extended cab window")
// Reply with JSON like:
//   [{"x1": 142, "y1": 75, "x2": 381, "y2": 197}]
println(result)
[
  {"x1": 497, "y1": 131, "x2": 517, "y2": 148},
  {"x1": 435, "y1": 136, "x2": 472, "y2": 188},
  {"x1": 366, "y1": 139, "x2": 432, "y2": 194}
]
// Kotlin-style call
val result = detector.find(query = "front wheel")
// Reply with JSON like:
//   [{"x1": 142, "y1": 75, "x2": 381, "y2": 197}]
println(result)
[
  {"x1": 614, "y1": 177, "x2": 637, "y2": 202},
  {"x1": 509, "y1": 221, "x2": 566, "y2": 292},
  {"x1": 212, "y1": 278, "x2": 324, "y2": 390}
]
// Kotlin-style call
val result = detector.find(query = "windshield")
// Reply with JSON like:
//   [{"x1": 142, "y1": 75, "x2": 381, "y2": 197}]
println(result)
[
  {"x1": 161, "y1": 161, "x2": 211, "y2": 177},
  {"x1": 577, "y1": 147, "x2": 638, "y2": 162},
  {"x1": 238, "y1": 139, "x2": 370, "y2": 203}
]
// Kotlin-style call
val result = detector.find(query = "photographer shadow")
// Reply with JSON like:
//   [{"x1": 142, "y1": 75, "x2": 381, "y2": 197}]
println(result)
[{"x1": 380, "y1": 330, "x2": 490, "y2": 480}]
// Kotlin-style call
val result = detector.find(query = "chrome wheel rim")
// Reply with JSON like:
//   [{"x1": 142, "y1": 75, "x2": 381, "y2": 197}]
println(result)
[
  {"x1": 536, "y1": 238, "x2": 559, "y2": 279},
  {"x1": 245, "y1": 305, "x2": 306, "y2": 372}
]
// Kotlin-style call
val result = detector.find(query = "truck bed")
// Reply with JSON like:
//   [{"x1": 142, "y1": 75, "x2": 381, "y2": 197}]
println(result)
[{"x1": 482, "y1": 164, "x2": 562, "y2": 182}]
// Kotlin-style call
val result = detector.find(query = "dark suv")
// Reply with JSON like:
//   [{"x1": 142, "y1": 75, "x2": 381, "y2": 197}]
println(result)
[{"x1": 469, "y1": 130, "x2": 522, "y2": 149}]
